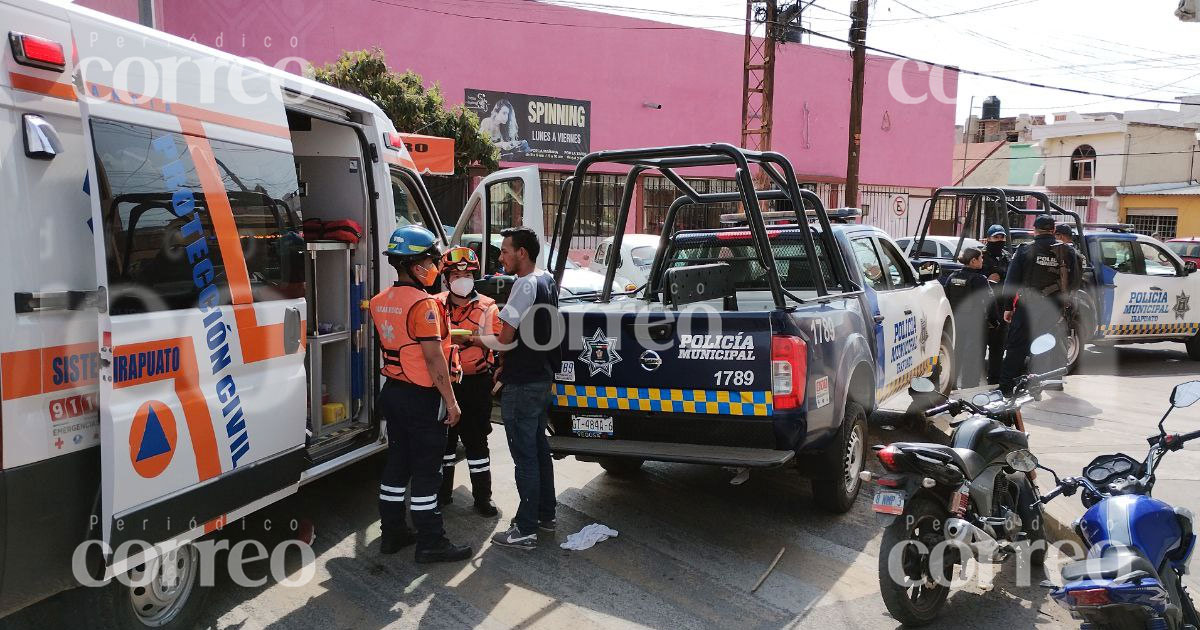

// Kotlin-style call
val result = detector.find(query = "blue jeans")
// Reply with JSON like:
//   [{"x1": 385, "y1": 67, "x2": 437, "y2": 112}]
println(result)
[{"x1": 501, "y1": 381, "x2": 555, "y2": 535}]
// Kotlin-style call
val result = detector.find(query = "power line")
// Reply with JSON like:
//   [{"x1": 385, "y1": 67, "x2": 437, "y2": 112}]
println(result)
[
  {"x1": 954, "y1": 149, "x2": 1200, "y2": 161},
  {"x1": 797, "y1": 27, "x2": 1195, "y2": 106}
]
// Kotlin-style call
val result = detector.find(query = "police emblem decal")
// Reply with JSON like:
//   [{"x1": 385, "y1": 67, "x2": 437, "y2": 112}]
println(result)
[
  {"x1": 579, "y1": 329, "x2": 622, "y2": 377},
  {"x1": 1175, "y1": 291, "x2": 1191, "y2": 321},
  {"x1": 919, "y1": 316, "x2": 929, "y2": 349}
]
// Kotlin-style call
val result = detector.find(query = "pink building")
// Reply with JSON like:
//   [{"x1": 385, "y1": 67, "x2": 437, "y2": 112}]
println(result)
[{"x1": 81, "y1": 0, "x2": 958, "y2": 243}]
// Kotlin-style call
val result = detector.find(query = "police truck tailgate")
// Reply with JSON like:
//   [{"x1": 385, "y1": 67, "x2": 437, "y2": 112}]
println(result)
[{"x1": 548, "y1": 303, "x2": 797, "y2": 467}]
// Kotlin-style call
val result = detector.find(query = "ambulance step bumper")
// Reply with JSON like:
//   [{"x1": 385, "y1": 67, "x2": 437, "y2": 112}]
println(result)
[{"x1": 548, "y1": 436, "x2": 795, "y2": 468}]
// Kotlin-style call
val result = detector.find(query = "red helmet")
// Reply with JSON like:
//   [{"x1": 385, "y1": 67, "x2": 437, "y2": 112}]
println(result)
[{"x1": 441, "y1": 246, "x2": 479, "y2": 274}]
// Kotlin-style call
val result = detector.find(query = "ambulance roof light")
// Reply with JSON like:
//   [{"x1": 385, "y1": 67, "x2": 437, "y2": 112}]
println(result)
[
  {"x1": 8, "y1": 32, "x2": 66, "y2": 72},
  {"x1": 384, "y1": 132, "x2": 404, "y2": 151}
]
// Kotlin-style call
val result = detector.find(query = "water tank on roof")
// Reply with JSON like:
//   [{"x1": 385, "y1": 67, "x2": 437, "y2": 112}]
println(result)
[{"x1": 982, "y1": 96, "x2": 1001, "y2": 120}]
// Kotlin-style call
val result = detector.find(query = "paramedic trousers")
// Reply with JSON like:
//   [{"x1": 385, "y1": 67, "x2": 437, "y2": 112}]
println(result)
[
  {"x1": 440, "y1": 373, "x2": 494, "y2": 502},
  {"x1": 501, "y1": 380, "x2": 556, "y2": 535},
  {"x1": 378, "y1": 379, "x2": 447, "y2": 549}
]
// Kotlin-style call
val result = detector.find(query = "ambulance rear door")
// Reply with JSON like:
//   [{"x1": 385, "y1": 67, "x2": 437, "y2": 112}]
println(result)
[{"x1": 71, "y1": 12, "x2": 308, "y2": 569}]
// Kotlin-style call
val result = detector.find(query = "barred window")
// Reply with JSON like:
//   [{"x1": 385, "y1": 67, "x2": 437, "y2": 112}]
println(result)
[
  {"x1": 642, "y1": 176, "x2": 741, "y2": 233},
  {"x1": 1128, "y1": 215, "x2": 1177, "y2": 240}
]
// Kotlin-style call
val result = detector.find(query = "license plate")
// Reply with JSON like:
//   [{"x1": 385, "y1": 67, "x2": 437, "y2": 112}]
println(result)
[
  {"x1": 572, "y1": 414, "x2": 613, "y2": 438},
  {"x1": 873, "y1": 489, "x2": 906, "y2": 515}
]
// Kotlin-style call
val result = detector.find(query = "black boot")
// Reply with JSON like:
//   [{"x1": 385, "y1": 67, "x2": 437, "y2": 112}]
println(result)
[
  {"x1": 471, "y1": 470, "x2": 496, "y2": 516},
  {"x1": 380, "y1": 527, "x2": 417, "y2": 555},
  {"x1": 414, "y1": 538, "x2": 472, "y2": 564}
]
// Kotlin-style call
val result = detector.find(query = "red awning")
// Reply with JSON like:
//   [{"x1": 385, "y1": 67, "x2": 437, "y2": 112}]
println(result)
[{"x1": 399, "y1": 133, "x2": 455, "y2": 176}]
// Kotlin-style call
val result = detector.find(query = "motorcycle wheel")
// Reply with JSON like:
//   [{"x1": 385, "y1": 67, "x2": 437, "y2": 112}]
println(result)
[{"x1": 878, "y1": 496, "x2": 953, "y2": 627}]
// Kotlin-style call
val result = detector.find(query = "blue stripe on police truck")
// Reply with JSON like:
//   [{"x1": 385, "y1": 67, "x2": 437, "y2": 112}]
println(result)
[{"x1": 555, "y1": 384, "x2": 773, "y2": 416}]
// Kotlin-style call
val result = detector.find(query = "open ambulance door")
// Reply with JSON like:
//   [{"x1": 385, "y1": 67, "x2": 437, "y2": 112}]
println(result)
[
  {"x1": 72, "y1": 13, "x2": 308, "y2": 575},
  {"x1": 451, "y1": 166, "x2": 544, "y2": 277}
]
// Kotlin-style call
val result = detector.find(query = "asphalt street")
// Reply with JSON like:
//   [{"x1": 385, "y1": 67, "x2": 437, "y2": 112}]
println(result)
[{"x1": 6, "y1": 341, "x2": 1197, "y2": 630}]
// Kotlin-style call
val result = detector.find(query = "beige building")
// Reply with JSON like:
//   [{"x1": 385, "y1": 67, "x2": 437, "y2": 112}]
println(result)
[{"x1": 1031, "y1": 112, "x2": 1200, "y2": 223}]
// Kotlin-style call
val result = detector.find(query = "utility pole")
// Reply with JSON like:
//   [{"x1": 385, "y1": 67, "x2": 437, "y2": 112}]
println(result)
[
  {"x1": 844, "y1": 0, "x2": 868, "y2": 208},
  {"x1": 741, "y1": 0, "x2": 778, "y2": 174}
]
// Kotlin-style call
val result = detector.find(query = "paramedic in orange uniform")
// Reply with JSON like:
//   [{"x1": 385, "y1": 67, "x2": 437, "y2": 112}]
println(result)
[
  {"x1": 370, "y1": 225, "x2": 471, "y2": 563},
  {"x1": 436, "y1": 247, "x2": 501, "y2": 516}
]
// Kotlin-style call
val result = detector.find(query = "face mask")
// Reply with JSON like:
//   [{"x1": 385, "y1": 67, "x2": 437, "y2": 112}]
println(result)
[
  {"x1": 449, "y1": 277, "x2": 475, "y2": 297},
  {"x1": 986, "y1": 241, "x2": 1006, "y2": 254},
  {"x1": 409, "y1": 261, "x2": 439, "y2": 288}
]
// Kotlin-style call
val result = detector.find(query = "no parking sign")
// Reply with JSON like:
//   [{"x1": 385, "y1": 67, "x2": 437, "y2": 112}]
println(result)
[{"x1": 892, "y1": 193, "x2": 909, "y2": 217}]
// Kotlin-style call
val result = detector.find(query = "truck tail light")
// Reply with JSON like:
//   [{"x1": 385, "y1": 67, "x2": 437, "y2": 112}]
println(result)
[
  {"x1": 9, "y1": 32, "x2": 66, "y2": 72},
  {"x1": 384, "y1": 132, "x2": 404, "y2": 151},
  {"x1": 771, "y1": 335, "x2": 806, "y2": 410}
]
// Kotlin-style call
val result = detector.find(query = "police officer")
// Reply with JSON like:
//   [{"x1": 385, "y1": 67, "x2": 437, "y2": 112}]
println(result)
[
  {"x1": 1055, "y1": 223, "x2": 1085, "y2": 290},
  {"x1": 999, "y1": 215, "x2": 1071, "y2": 394},
  {"x1": 370, "y1": 225, "x2": 471, "y2": 563},
  {"x1": 437, "y1": 246, "x2": 501, "y2": 517},
  {"x1": 981, "y1": 224, "x2": 1011, "y2": 384},
  {"x1": 944, "y1": 247, "x2": 995, "y2": 388}
]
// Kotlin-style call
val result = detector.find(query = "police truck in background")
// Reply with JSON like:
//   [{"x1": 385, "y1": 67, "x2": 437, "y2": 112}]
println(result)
[
  {"x1": 0, "y1": 2, "x2": 475, "y2": 626},
  {"x1": 547, "y1": 145, "x2": 954, "y2": 513}
]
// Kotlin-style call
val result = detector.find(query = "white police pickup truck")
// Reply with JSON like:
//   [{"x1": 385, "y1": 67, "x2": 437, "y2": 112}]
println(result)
[
  {"x1": 546, "y1": 145, "x2": 953, "y2": 512},
  {"x1": 907, "y1": 187, "x2": 1200, "y2": 367}
]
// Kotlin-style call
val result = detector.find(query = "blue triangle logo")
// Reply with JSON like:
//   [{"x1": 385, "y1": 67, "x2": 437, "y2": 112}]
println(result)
[{"x1": 136, "y1": 407, "x2": 171, "y2": 462}]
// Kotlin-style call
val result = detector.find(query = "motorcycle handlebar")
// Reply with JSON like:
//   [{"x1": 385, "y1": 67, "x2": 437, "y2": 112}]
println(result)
[
  {"x1": 1029, "y1": 367, "x2": 1068, "y2": 382},
  {"x1": 925, "y1": 401, "x2": 955, "y2": 417}
]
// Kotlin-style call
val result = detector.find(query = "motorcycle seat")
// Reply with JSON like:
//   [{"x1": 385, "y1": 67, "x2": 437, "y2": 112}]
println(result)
[
  {"x1": 893, "y1": 443, "x2": 989, "y2": 480},
  {"x1": 1060, "y1": 545, "x2": 1160, "y2": 584}
]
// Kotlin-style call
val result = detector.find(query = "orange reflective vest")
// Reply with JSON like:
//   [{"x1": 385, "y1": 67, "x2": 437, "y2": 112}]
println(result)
[
  {"x1": 438, "y1": 291, "x2": 501, "y2": 375},
  {"x1": 370, "y1": 284, "x2": 460, "y2": 387}
]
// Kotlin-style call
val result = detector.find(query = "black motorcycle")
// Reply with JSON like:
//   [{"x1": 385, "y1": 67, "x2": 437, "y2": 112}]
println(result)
[{"x1": 870, "y1": 334, "x2": 1064, "y2": 626}]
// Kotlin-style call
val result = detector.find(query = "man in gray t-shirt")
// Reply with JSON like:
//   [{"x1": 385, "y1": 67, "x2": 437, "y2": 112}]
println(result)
[{"x1": 491, "y1": 227, "x2": 559, "y2": 549}]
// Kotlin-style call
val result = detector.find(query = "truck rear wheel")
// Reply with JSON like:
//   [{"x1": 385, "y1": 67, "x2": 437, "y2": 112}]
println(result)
[
  {"x1": 89, "y1": 543, "x2": 211, "y2": 630},
  {"x1": 812, "y1": 401, "x2": 867, "y2": 514},
  {"x1": 1187, "y1": 331, "x2": 1200, "y2": 361},
  {"x1": 597, "y1": 457, "x2": 644, "y2": 476}
]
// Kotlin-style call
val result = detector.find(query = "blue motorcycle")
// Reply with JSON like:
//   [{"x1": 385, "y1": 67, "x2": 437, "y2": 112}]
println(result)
[{"x1": 1037, "y1": 380, "x2": 1200, "y2": 630}]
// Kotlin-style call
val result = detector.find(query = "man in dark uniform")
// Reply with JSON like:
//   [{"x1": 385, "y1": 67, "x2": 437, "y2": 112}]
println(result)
[
  {"x1": 944, "y1": 247, "x2": 995, "y2": 389},
  {"x1": 1055, "y1": 223, "x2": 1085, "y2": 290},
  {"x1": 981, "y1": 225, "x2": 1011, "y2": 384},
  {"x1": 999, "y1": 215, "x2": 1072, "y2": 394}
]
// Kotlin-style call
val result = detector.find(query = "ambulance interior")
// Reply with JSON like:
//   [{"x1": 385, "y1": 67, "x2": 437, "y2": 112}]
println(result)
[{"x1": 286, "y1": 111, "x2": 375, "y2": 450}]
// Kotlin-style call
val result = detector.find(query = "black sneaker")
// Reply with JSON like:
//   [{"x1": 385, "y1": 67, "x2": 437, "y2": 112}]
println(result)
[
  {"x1": 491, "y1": 525, "x2": 537, "y2": 549},
  {"x1": 473, "y1": 499, "x2": 499, "y2": 517},
  {"x1": 414, "y1": 539, "x2": 472, "y2": 564},
  {"x1": 538, "y1": 519, "x2": 556, "y2": 532},
  {"x1": 380, "y1": 529, "x2": 417, "y2": 555}
]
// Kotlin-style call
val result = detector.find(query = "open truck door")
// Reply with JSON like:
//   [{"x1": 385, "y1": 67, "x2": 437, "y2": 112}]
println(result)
[
  {"x1": 73, "y1": 12, "x2": 308, "y2": 574},
  {"x1": 452, "y1": 166, "x2": 544, "y2": 276}
]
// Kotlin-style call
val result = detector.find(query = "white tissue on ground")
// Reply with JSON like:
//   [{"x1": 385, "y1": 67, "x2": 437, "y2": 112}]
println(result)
[{"x1": 560, "y1": 523, "x2": 619, "y2": 551}]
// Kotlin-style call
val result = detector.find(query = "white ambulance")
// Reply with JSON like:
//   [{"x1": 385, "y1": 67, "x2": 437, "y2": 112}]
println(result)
[{"x1": 0, "y1": 1, "x2": 543, "y2": 626}]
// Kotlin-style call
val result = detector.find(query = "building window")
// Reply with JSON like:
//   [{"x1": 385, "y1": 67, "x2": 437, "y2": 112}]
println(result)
[
  {"x1": 538, "y1": 171, "x2": 623, "y2": 251},
  {"x1": 1070, "y1": 145, "x2": 1096, "y2": 181},
  {"x1": 642, "y1": 176, "x2": 740, "y2": 233},
  {"x1": 1128, "y1": 214, "x2": 1177, "y2": 240}
]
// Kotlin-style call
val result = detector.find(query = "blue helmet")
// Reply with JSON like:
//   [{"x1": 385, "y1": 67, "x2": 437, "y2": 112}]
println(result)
[{"x1": 384, "y1": 224, "x2": 440, "y2": 260}]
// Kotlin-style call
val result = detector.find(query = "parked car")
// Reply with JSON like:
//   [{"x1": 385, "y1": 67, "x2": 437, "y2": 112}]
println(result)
[
  {"x1": 895, "y1": 235, "x2": 983, "y2": 260},
  {"x1": 1167, "y1": 237, "x2": 1200, "y2": 267},
  {"x1": 589, "y1": 234, "x2": 660, "y2": 291}
]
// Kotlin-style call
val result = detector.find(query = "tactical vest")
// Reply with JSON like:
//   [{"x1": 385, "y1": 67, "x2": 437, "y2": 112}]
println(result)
[
  {"x1": 943, "y1": 270, "x2": 976, "y2": 310},
  {"x1": 439, "y1": 291, "x2": 499, "y2": 375},
  {"x1": 1021, "y1": 240, "x2": 1065, "y2": 297},
  {"x1": 370, "y1": 285, "x2": 460, "y2": 387}
]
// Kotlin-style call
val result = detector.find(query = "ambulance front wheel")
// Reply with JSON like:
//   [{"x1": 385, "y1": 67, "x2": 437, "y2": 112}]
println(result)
[
  {"x1": 597, "y1": 457, "x2": 644, "y2": 476},
  {"x1": 90, "y1": 543, "x2": 211, "y2": 630}
]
